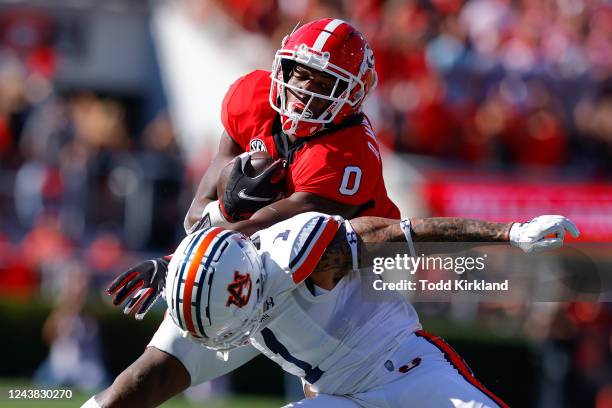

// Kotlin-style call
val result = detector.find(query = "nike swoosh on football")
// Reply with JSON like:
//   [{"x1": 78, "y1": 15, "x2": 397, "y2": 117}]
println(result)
[{"x1": 238, "y1": 189, "x2": 275, "y2": 202}]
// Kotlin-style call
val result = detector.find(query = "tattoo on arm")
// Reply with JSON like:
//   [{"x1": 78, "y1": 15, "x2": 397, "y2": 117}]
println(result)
[
  {"x1": 410, "y1": 218, "x2": 512, "y2": 242},
  {"x1": 311, "y1": 224, "x2": 354, "y2": 285},
  {"x1": 349, "y1": 217, "x2": 402, "y2": 243},
  {"x1": 348, "y1": 216, "x2": 512, "y2": 243}
]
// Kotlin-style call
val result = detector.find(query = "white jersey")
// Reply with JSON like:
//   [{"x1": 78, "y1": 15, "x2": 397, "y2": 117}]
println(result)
[
  {"x1": 249, "y1": 212, "x2": 421, "y2": 395},
  {"x1": 148, "y1": 212, "x2": 504, "y2": 407}
]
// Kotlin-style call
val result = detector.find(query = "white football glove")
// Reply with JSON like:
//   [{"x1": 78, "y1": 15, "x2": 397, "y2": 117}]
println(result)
[{"x1": 509, "y1": 215, "x2": 580, "y2": 253}]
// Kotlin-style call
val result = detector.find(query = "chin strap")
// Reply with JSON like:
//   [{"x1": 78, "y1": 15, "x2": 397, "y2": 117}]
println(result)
[
  {"x1": 343, "y1": 220, "x2": 359, "y2": 271},
  {"x1": 400, "y1": 218, "x2": 416, "y2": 258}
]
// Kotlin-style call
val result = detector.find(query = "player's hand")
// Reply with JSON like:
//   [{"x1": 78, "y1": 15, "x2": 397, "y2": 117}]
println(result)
[
  {"x1": 220, "y1": 153, "x2": 286, "y2": 222},
  {"x1": 106, "y1": 255, "x2": 171, "y2": 320},
  {"x1": 510, "y1": 215, "x2": 580, "y2": 253}
]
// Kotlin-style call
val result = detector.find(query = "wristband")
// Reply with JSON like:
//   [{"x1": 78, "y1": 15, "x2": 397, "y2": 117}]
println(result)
[
  {"x1": 343, "y1": 220, "x2": 360, "y2": 271},
  {"x1": 400, "y1": 218, "x2": 416, "y2": 258},
  {"x1": 508, "y1": 222, "x2": 520, "y2": 247},
  {"x1": 185, "y1": 200, "x2": 229, "y2": 234},
  {"x1": 204, "y1": 200, "x2": 229, "y2": 226}
]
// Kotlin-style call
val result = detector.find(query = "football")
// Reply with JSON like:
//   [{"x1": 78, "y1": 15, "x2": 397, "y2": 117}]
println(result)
[{"x1": 217, "y1": 151, "x2": 276, "y2": 198}]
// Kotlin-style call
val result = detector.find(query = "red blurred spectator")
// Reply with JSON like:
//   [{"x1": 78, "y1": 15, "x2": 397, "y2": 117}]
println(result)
[
  {"x1": 403, "y1": 75, "x2": 462, "y2": 157},
  {"x1": 0, "y1": 232, "x2": 38, "y2": 299},
  {"x1": 21, "y1": 213, "x2": 72, "y2": 270},
  {"x1": 0, "y1": 8, "x2": 56, "y2": 78},
  {"x1": 85, "y1": 232, "x2": 124, "y2": 274},
  {"x1": 502, "y1": 107, "x2": 567, "y2": 167}
]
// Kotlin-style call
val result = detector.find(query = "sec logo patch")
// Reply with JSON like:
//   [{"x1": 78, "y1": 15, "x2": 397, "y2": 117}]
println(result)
[{"x1": 249, "y1": 139, "x2": 267, "y2": 152}]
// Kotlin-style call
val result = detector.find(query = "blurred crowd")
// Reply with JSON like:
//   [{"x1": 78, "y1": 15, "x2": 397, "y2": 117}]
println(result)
[
  {"x1": 0, "y1": 7, "x2": 189, "y2": 391},
  {"x1": 216, "y1": 0, "x2": 612, "y2": 176},
  {"x1": 0, "y1": 8, "x2": 188, "y2": 303}
]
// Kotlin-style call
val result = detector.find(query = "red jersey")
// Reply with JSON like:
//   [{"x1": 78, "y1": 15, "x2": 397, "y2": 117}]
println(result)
[{"x1": 221, "y1": 70, "x2": 400, "y2": 219}]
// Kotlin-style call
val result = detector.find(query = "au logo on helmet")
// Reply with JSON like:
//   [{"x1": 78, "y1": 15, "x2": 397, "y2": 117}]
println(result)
[{"x1": 226, "y1": 271, "x2": 253, "y2": 308}]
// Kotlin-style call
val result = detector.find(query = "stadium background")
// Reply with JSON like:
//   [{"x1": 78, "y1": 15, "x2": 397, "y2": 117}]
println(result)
[{"x1": 0, "y1": 0, "x2": 610, "y2": 407}]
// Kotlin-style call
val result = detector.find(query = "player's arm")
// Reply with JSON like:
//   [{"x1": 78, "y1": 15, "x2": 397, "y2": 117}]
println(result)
[
  {"x1": 184, "y1": 131, "x2": 244, "y2": 232},
  {"x1": 220, "y1": 192, "x2": 361, "y2": 237},
  {"x1": 353, "y1": 217, "x2": 514, "y2": 243},
  {"x1": 310, "y1": 215, "x2": 579, "y2": 288},
  {"x1": 88, "y1": 347, "x2": 189, "y2": 408},
  {"x1": 352, "y1": 215, "x2": 579, "y2": 249},
  {"x1": 310, "y1": 217, "x2": 515, "y2": 289},
  {"x1": 87, "y1": 314, "x2": 260, "y2": 408}
]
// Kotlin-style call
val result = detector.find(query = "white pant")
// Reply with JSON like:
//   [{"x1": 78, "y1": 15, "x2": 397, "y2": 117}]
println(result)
[
  {"x1": 149, "y1": 314, "x2": 260, "y2": 385},
  {"x1": 283, "y1": 331, "x2": 506, "y2": 408}
]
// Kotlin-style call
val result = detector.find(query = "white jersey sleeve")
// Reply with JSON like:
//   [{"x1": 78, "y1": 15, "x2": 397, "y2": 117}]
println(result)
[{"x1": 251, "y1": 212, "x2": 343, "y2": 298}]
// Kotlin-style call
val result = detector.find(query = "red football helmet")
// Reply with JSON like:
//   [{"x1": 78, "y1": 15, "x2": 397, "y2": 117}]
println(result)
[{"x1": 269, "y1": 18, "x2": 377, "y2": 138}]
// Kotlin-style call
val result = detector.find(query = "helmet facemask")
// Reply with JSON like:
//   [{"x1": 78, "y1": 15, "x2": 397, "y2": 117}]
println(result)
[
  {"x1": 269, "y1": 44, "x2": 365, "y2": 137},
  {"x1": 183, "y1": 294, "x2": 265, "y2": 349},
  {"x1": 185, "y1": 304, "x2": 264, "y2": 361}
]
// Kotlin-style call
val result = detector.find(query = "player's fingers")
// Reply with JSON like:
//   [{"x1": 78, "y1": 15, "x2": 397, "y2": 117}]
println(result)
[
  {"x1": 530, "y1": 222, "x2": 563, "y2": 241},
  {"x1": 532, "y1": 216, "x2": 579, "y2": 239},
  {"x1": 112, "y1": 278, "x2": 144, "y2": 306},
  {"x1": 257, "y1": 159, "x2": 285, "y2": 181},
  {"x1": 530, "y1": 237, "x2": 563, "y2": 253},
  {"x1": 123, "y1": 286, "x2": 145, "y2": 313},
  {"x1": 135, "y1": 291, "x2": 161, "y2": 321},
  {"x1": 124, "y1": 287, "x2": 153, "y2": 316},
  {"x1": 270, "y1": 161, "x2": 287, "y2": 184},
  {"x1": 224, "y1": 158, "x2": 245, "y2": 194},
  {"x1": 560, "y1": 218, "x2": 580, "y2": 238},
  {"x1": 106, "y1": 271, "x2": 139, "y2": 295},
  {"x1": 227, "y1": 156, "x2": 244, "y2": 179},
  {"x1": 237, "y1": 152, "x2": 252, "y2": 171}
]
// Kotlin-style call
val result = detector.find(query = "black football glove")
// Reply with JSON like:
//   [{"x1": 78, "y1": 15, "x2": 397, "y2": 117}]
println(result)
[
  {"x1": 106, "y1": 255, "x2": 171, "y2": 320},
  {"x1": 220, "y1": 154, "x2": 286, "y2": 222}
]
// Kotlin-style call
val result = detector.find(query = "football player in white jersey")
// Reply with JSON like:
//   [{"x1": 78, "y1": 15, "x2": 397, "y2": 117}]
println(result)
[{"x1": 85, "y1": 212, "x2": 578, "y2": 407}]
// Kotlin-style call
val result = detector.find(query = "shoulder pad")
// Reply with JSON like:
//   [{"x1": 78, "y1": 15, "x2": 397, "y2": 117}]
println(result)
[{"x1": 253, "y1": 212, "x2": 343, "y2": 285}]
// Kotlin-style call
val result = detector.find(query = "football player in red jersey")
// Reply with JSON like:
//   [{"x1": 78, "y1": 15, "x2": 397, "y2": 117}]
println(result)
[
  {"x1": 108, "y1": 18, "x2": 399, "y2": 320},
  {"x1": 184, "y1": 18, "x2": 398, "y2": 235}
]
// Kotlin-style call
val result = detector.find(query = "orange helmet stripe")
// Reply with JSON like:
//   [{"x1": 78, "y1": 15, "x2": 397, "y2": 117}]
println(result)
[{"x1": 182, "y1": 227, "x2": 224, "y2": 335}]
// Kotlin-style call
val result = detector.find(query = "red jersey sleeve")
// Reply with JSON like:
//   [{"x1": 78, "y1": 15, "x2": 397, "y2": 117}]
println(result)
[
  {"x1": 290, "y1": 129, "x2": 381, "y2": 206},
  {"x1": 220, "y1": 70, "x2": 275, "y2": 151},
  {"x1": 220, "y1": 78, "x2": 243, "y2": 148}
]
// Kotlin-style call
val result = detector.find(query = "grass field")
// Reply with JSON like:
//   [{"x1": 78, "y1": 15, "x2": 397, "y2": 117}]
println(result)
[{"x1": 0, "y1": 380, "x2": 285, "y2": 407}]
